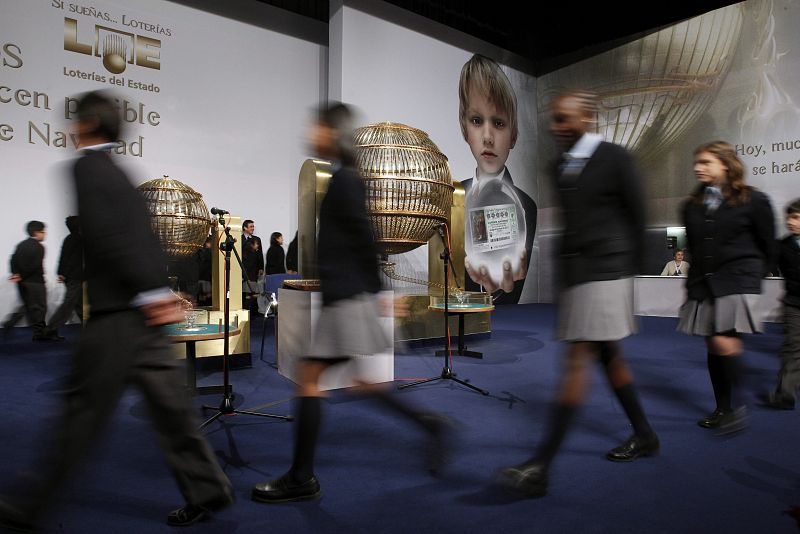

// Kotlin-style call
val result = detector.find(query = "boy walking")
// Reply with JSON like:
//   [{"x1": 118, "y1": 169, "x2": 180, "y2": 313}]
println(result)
[
  {"x1": 764, "y1": 198, "x2": 800, "y2": 409},
  {"x1": 3, "y1": 221, "x2": 53, "y2": 341}
]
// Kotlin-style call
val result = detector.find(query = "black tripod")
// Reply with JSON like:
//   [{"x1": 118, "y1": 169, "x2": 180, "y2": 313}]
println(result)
[
  {"x1": 200, "y1": 214, "x2": 293, "y2": 429},
  {"x1": 398, "y1": 223, "x2": 489, "y2": 395}
]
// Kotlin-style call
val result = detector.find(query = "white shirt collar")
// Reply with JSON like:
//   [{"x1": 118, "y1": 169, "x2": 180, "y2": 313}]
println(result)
[
  {"x1": 566, "y1": 133, "x2": 602, "y2": 160},
  {"x1": 82, "y1": 142, "x2": 120, "y2": 152}
]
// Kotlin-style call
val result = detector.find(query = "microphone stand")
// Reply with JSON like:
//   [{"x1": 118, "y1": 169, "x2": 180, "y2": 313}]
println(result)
[
  {"x1": 200, "y1": 214, "x2": 293, "y2": 429},
  {"x1": 398, "y1": 224, "x2": 488, "y2": 395}
]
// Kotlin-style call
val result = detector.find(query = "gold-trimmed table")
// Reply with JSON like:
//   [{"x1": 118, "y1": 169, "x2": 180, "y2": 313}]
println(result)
[
  {"x1": 428, "y1": 303, "x2": 495, "y2": 359},
  {"x1": 164, "y1": 324, "x2": 240, "y2": 395}
]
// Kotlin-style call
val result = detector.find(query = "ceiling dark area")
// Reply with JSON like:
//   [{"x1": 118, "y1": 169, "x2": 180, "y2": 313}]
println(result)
[{"x1": 257, "y1": 0, "x2": 743, "y2": 74}]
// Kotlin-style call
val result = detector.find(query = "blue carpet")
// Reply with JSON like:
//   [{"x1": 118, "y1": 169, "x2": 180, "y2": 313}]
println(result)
[{"x1": 0, "y1": 304, "x2": 798, "y2": 533}]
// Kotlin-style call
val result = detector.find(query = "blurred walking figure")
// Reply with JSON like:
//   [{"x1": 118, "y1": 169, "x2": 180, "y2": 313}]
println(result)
[
  {"x1": 498, "y1": 90, "x2": 658, "y2": 498},
  {"x1": 251, "y1": 102, "x2": 451, "y2": 504},
  {"x1": 3, "y1": 221, "x2": 53, "y2": 341},
  {"x1": 678, "y1": 141, "x2": 776, "y2": 433},
  {"x1": 41, "y1": 215, "x2": 83, "y2": 339},
  {"x1": 0, "y1": 90, "x2": 233, "y2": 531},
  {"x1": 762, "y1": 198, "x2": 800, "y2": 410}
]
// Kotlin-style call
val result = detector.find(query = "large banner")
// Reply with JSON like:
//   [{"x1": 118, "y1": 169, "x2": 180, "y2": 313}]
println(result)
[
  {"x1": 0, "y1": 0, "x2": 323, "y2": 317},
  {"x1": 336, "y1": 3, "x2": 540, "y2": 303},
  {"x1": 536, "y1": 0, "x2": 800, "y2": 300}
]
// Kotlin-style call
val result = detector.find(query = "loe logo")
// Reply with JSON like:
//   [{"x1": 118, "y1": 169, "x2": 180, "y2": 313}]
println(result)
[{"x1": 63, "y1": 17, "x2": 160, "y2": 74}]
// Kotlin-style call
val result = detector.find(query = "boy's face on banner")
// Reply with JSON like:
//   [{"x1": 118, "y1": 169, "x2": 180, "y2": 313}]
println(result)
[{"x1": 465, "y1": 87, "x2": 513, "y2": 176}]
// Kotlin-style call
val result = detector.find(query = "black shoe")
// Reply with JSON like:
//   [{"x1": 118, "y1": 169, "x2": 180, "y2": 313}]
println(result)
[
  {"x1": 251, "y1": 473, "x2": 321, "y2": 504},
  {"x1": 166, "y1": 491, "x2": 235, "y2": 527},
  {"x1": 32, "y1": 333, "x2": 65, "y2": 342},
  {"x1": 497, "y1": 460, "x2": 548, "y2": 498},
  {"x1": 714, "y1": 406, "x2": 749, "y2": 436},
  {"x1": 419, "y1": 413, "x2": 455, "y2": 476},
  {"x1": 0, "y1": 499, "x2": 35, "y2": 533},
  {"x1": 759, "y1": 391, "x2": 795, "y2": 410},
  {"x1": 606, "y1": 434, "x2": 660, "y2": 462},
  {"x1": 43, "y1": 329, "x2": 66, "y2": 341},
  {"x1": 697, "y1": 409, "x2": 726, "y2": 428}
]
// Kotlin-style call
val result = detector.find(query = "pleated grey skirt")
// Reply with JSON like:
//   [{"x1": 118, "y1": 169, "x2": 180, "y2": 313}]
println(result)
[
  {"x1": 556, "y1": 277, "x2": 636, "y2": 342},
  {"x1": 308, "y1": 292, "x2": 391, "y2": 358},
  {"x1": 677, "y1": 293, "x2": 763, "y2": 336}
]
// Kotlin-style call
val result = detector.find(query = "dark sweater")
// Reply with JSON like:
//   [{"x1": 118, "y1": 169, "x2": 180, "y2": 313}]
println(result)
[
  {"x1": 265, "y1": 245, "x2": 286, "y2": 275},
  {"x1": 682, "y1": 187, "x2": 776, "y2": 301},
  {"x1": 555, "y1": 142, "x2": 646, "y2": 288},
  {"x1": 778, "y1": 235, "x2": 800, "y2": 307},
  {"x1": 57, "y1": 232, "x2": 83, "y2": 281},
  {"x1": 74, "y1": 150, "x2": 168, "y2": 313},
  {"x1": 316, "y1": 164, "x2": 381, "y2": 305},
  {"x1": 10, "y1": 237, "x2": 45, "y2": 283}
]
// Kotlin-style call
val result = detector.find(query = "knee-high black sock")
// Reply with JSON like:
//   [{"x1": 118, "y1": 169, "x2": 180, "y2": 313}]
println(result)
[
  {"x1": 371, "y1": 389, "x2": 434, "y2": 430},
  {"x1": 707, "y1": 353, "x2": 731, "y2": 412},
  {"x1": 718, "y1": 355, "x2": 740, "y2": 411},
  {"x1": 534, "y1": 404, "x2": 576, "y2": 468},
  {"x1": 612, "y1": 383, "x2": 655, "y2": 437},
  {"x1": 290, "y1": 396, "x2": 322, "y2": 482}
]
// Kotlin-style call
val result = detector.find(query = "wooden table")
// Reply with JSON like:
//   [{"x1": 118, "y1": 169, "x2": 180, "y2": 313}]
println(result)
[
  {"x1": 164, "y1": 324, "x2": 240, "y2": 395},
  {"x1": 428, "y1": 303, "x2": 494, "y2": 359}
]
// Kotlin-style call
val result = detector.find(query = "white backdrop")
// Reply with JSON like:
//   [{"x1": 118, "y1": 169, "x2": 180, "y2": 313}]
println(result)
[{"x1": 0, "y1": 0, "x2": 323, "y2": 318}]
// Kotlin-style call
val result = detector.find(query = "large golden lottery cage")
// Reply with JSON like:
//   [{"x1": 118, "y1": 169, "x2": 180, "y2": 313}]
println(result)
[{"x1": 295, "y1": 122, "x2": 490, "y2": 341}]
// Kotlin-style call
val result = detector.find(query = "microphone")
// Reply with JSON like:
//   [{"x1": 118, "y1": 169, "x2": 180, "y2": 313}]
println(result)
[{"x1": 210, "y1": 207, "x2": 229, "y2": 215}]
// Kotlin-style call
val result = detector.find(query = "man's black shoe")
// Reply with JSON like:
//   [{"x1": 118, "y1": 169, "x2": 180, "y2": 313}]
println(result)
[
  {"x1": 251, "y1": 473, "x2": 321, "y2": 504},
  {"x1": 759, "y1": 391, "x2": 795, "y2": 410},
  {"x1": 606, "y1": 434, "x2": 660, "y2": 462},
  {"x1": 166, "y1": 491, "x2": 234, "y2": 527},
  {"x1": 497, "y1": 460, "x2": 548, "y2": 498},
  {"x1": 697, "y1": 409, "x2": 726, "y2": 428}
]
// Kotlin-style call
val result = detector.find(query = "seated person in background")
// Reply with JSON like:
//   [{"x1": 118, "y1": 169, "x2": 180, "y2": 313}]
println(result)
[
  {"x1": 661, "y1": 249, "x2": 690, "y2": 276},
  {"x1": 266, "y1": 231, "x2": 286, "y2": 275}
]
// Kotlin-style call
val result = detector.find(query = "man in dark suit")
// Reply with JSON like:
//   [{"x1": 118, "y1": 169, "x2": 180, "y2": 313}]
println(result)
[
  {"x1": 241, "y1": 219, "x2": 264, "y2": 280},
  {"x1": 42, "y1": 216, "x2": 83, "y2": 339},
  {"x1": 0, "y1": 90, "x2": 233, "y2": 531},
  {"x1": 3, "y1": 220, "x2": 51, "y2": 341}
]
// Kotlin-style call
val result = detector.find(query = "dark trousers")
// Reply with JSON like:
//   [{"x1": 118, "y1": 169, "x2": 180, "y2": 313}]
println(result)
[
  {"x1": 4, "y1": 281, "x2": 46, "y2": 336},
  {"x1": 777, "y1": 303, "x2": 800, "y2": 400},
  {"x1": 19, "y1": 309, "x2": 231, "y2": 515},
  {"x1": 46, "y1": 280, "x2": 83, "y2": 333}
]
